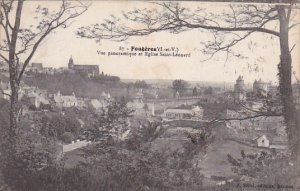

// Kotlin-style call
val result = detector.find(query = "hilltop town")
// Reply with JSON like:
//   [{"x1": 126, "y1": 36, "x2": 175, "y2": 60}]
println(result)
[
  {"x1": 1, "y1": 0, "x2": 300, "y2": 190},
  {"x1": 1, "y1": 57, "x2": 300, "y2": 188}
]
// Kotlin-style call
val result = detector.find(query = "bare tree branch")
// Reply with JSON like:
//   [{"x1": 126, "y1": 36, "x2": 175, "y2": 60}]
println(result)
[
  {"x1": 16, "y1": 0, "x2": 89, "y2": 83},
  {"x1": 208, "y1": 112, "x2": 282, "y2": 127},
  {"x1": 0, "y1": 87, "x2": 11, "y2": 98},
  {"x1": 288, "y1": 22, "x2": 300, "y2": 30},
  {"x1": 0, "y1": 53, "x2": 9, "y2": 63},
  {"x1": 289, "y1": 44, "x2": 296, "y2": 53},
  {"x1": 77, "y1": 3, "x2": 280, "y2": 43},
  {"x1": 0, "y1": 0, "x2": 89, "y2": 143}
]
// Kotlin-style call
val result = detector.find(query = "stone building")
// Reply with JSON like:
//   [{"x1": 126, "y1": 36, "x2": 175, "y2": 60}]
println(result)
[
  {"x1": 26, "y1": 62, "x2": 43, "y2": 73},
  {"x1": 25, "y1": 87, "x2": 50, "y2": 109},
  {"x1": 163, "y1": 106, "x2": 203, "y2": 120},
  {"x1": 53, "y1": 91, "x2": 78, "y2": 108},
  {"x1": 253, "y1": 79, "x2": 269, "y2": 97},
  {"x1": 100, "y1": 91, "x2": 111, "y2": 100},
  {"x1": 234, "y1": 75, "x2": 246, "y2": 102},
  {"x1": 127, "y1": 102, "x2": 154, "y2": 116},
  {"x1": 255, "y1": 135, "x2": 270, "y2": 148},
  {"x1": 68, "y1": 56, "x2": 99, "y2": 77}
]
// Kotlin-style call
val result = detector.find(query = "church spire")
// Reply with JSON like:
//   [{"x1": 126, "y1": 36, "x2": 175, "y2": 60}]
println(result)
[{"x1": 68, "y1": 55, "x2": 74, "y2": 68}]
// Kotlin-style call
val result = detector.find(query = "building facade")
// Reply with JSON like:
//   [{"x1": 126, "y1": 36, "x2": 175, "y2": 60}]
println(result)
[
  {"x1": 253, "y1": 79, "x2": 269, "y2": 97},
  {"x1": 256, "y1": 135, "x2": 270, "y2": 148},
  {"x1": 234, "y1": 75, "x2": 246, "y2": 102},
  {"x1": 68, "y1": 56, "x2": 99, "y2": 77},
  {"x1": 163, "y1": 106, "x2": 203, "y2": 120},
  {"x1": 25, "y1": 87, "x2": 50, "y2": 109},
  {"x1": 53, "y1": 91, "x2": 78, "y2": 108}
]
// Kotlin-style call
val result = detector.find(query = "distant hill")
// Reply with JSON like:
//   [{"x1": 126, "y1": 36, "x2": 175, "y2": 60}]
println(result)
[
  {"x1": 23, "y1": 73, "x2": 128, "y2": 99},
  {"x1": 122, "y1": 79, "x2": 173, "y2": 84},
  {"x1": 122, "y1": 78, "x2": 235, "y2": 89}
]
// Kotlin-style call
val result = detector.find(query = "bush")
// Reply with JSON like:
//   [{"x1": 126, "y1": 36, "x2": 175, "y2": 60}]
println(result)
[{"x1": 61, "y1": 132, "x2": 74, "y2": 144}]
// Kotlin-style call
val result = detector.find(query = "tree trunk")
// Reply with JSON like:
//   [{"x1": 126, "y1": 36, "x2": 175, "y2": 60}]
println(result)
[
  {"x1": 8, "y1": 75, "x2": 19, "y2": 148},
  {"x1": 6, "y1": 0, "x2": 24, "y2": 151},
  {"x1": 1, "y1": 1, "x2": 24, "y2": 188},
  {"x1": 277, "y1": 5, "x2": 299, "y2": 160}
]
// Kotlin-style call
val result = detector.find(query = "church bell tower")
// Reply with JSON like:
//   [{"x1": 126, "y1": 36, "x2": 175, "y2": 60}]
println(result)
[{"x1": 68, "y1": 56, "x2": 74, "y2": 69}]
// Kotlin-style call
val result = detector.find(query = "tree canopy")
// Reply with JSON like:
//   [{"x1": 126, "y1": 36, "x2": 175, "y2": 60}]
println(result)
[
  {"x1": 172, "y1": 79, "x2": 188, "y2": 97},
  {"x1": 76, "y1": 1, "x2": 300, "y2": 159}
]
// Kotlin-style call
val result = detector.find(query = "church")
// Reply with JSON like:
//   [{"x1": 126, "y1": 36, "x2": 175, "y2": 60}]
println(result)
[{"x1": 68, "y1": 56, "x2": 99, "y2": 77}]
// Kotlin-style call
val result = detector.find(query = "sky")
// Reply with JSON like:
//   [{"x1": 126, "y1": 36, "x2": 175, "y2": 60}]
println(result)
[{"x1": 15, "y1": 1, "x2": 300, "y2": 83}]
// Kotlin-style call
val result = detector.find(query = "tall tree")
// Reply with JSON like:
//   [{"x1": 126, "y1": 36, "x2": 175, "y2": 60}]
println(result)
[
  {"x1": 134, "y1": 80, "x2": 148, "y2": 89},
  {"x1": 172, "y1": 79, "x2": 188, "y2": 97},
  {"x1": 204, "y1": 86, "x2": 213, "y2": 95},
  {"x1": 77, "y1": 2, "x2": 300, "y2": 159},
  {"x1": 192, "y1": 87, "x2": 198, "y2": 97},
  {"x1": 85, "y1": 99, "x2": 134, "y2": 142},
  {"x1": 0, "y1": 0, "x2": 88, "y2": 183}
]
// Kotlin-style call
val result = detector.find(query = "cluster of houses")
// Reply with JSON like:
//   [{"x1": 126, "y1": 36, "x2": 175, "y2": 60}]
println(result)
[
  {"x1": 127, "y1": 89, "x2": 155, "y2": 117},
  {"x1": 1, "y1": 59, "x2": 99, "y2": 77},
  {"x1": 253, "y1": 79, "x2": 270, "y2": 97},
  {"x1": 1, "y1": 56, "x2": 101, "y2": 77},
  {"x1": 233, "y1": 76, "x2": 272, "y2": 102},
  {"x1": 232, "y1": 75, "x2": 300, "y2": 112},
  {"x1": 222, "y1": 107, "x2": 288, "y2": 152},
  {"x1": 23, "y1": 56, "x2": 100, "y2": 77},
  {"x1": 125, "y1": 89, "x2": 205, "y2": 120},
  {"x1": 2, "y1": 79, "x2": 206, "y2": 121},
  {"x1": 0, "y1": 80, "x2": 113, "y2": 112}
]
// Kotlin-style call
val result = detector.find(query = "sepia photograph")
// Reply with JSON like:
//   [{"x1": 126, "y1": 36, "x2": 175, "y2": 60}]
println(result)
[{"x1": 0, "y1": 0, "x2": 300, "y2": 190}]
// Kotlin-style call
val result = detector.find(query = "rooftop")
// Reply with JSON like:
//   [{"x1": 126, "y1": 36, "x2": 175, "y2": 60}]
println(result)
[{"x1": 164, "y1": 109, "x2": 193, "y2": 114}]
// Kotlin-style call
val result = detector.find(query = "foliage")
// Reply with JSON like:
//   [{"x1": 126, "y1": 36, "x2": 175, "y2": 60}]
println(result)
[
  {"x1": 227, "y1": 149, "x2": 300, "y2": 188},
  {"x1": 40, "y1": 113, "x2": 80, "y2": 141},
  {"x1": 64, "y1": 114, "x2": 81, "y2": 137},
  {"x1": 3, "y1": 158, "x2": 101, "y2": 191},
  {"x1": 1, "y1": 132, "x2": 60, "y2": 191},
  {"x1": 77, "y1": 1, "x2": 300, "y2": 158},
  {"x1": 0, "y1": 99, "x2": 10, "y2": 171},
  {"x1": 79, "y1": 124, "x2": 205, "y2": 190},
  {"x1": 0, "y1": 99, "x2": 9, "y2": 129},
  {"x1": 192, "y1": 87, "x2": 198, "y2": 97},
  {"x1": 172, "y1": 79, "x2": 188, "y2": 97},
  {"x1": 90, "y1": 74, "x2": 120, "y2": 82},
  {"x1": 227, "y1": 150, "x2": 276, "y2": 178},
  {"x1": 1, "y1": 97, "x2": 209, "y2": 191},
  {"x1": 61, "y1": 132, "x2": 74, "y2": 144},
  {"x1": 84, "y1": 99, "x2": 134, "y2": 141},
  {"x1": 125, "y1": 119, "x2": 164, "y2": 150},
  {"x1": 134, "y1": 80, "x2": 149, "y2": 89},
  {"x1": 204, "y1": 86, "x2": 213, "y2": 95},
  {"x1": 0, "y1": 1, "x2": 88, "y2": 189},
  {"x1": 24, "y1": 73, "x2": 126, "y2": 99}
]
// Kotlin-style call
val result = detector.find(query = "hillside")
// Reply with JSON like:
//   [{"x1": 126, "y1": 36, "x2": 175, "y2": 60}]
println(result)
[{"x1": 23, "y1": 73, "x2": 128, "y2": 99}]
